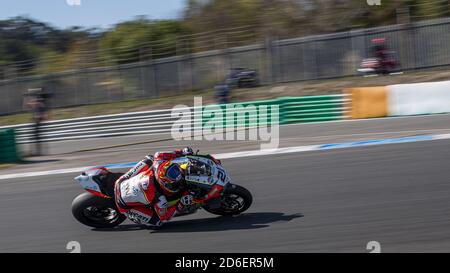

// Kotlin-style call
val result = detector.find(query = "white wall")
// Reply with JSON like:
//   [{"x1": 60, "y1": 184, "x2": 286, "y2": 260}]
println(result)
[{"x1": 388, "y1": 81, "x2": 450, "y2": 116}]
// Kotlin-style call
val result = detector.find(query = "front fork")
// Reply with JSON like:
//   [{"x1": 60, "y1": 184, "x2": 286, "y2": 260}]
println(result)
[{"x1": 203, "y1": 183, "x2": 234, "y2": 210}]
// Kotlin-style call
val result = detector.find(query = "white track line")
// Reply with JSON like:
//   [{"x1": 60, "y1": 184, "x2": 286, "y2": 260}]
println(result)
[
  {"x1": 0, "y1": 167, "x2": 89, "y2": 180},
  {"x1": 1, "y1": 133, "x2": 450, "y2": 180}
]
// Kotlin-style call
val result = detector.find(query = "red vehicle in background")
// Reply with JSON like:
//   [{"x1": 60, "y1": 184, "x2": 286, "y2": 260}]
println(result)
[{"x1": 358, "y1": 38, "x2": 400, "y2": 76}]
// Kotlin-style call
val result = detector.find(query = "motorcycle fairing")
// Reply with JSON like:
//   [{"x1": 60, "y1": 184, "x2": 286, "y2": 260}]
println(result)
[
  {"x1": 75, "y1": 168, "x2": 109, "y2": 198},
  {"x1": 184, "y1": 156, "x2": 231, "y2": 188}
]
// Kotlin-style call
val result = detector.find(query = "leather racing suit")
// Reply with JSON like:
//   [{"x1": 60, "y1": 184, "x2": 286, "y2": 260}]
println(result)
[{"x1": 113, "y1": 149, "x2": 222, "y2": 227}]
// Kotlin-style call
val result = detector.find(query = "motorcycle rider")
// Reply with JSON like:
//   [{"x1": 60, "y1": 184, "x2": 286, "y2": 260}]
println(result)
[
  {"x1": 370, "y1": 38, "x2": 390, "y2": 74},
  {"x1": 114, "y1": 147, "x2": 223, "y2": 227}
]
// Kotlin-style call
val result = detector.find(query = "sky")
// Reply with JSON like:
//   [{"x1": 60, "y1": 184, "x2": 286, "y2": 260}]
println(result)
[{"x1": 0, "y1": 0, "x2": 187, "y2": 29}]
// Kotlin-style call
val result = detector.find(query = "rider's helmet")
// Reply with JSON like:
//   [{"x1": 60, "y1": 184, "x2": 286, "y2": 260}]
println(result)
[
  {"x1": 182, "y1": 147, "x2": 194, "y2": 155},
  {"x1": 155, "y1": 161, "x2": 184, "y2": 193}
]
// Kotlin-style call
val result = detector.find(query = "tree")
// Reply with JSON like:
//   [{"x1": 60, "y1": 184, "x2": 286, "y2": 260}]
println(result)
[
  {"x1": 99, "y1": 18, "x2": 189, "y2": 65},
  {"x1": 0, "y1": 16, "x2": 90, "y2": 74}
]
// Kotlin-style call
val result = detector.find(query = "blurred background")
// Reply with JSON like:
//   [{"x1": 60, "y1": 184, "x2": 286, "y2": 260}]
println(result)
[{"x1": 1, "y1": 0, "x2": 450, "y2": 118}]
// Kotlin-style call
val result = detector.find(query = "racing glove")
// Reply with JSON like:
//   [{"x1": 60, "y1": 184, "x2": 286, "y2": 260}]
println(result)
[
  {"x1": 191, "y1": 184, "x2": 224, "y2": 205},
  {"x1": 153, "y1": 195, "x2": 177, "y2": 222}
]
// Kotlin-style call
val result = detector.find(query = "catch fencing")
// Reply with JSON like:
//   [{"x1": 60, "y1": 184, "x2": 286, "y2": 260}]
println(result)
[{"x1": 1, "y1": 17, "x2": 450, "y2": 115}]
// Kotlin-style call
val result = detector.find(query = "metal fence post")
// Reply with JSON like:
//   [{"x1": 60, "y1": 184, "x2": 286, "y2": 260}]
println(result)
[
  {"x1": 264, "y1": 36, "x2": 274, "y2": 85},
  {"x1": 271, "y1": 38, "x2": 280, "y2": 83},
  {"x1": 176, "y1": 41, "x2": 183, "y2": 94},
  {"x1": 349, "y1": 30, "x2": 358, "y2": 76},
  {"x1": 409, "y1": 23, "x2": 419, "y2": 70},
  {"x1": 151, "y1": 60, "x2": 158, "y2": 98},
  {"x1": 189, "y1": 52, "x2": 194, "y2": 91},
  {"x1": 349, "y1": 29, "x2": 368, "y2": 76}
]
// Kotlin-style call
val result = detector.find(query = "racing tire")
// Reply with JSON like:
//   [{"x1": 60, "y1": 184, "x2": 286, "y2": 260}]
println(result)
[
  {"x1": 71, "y1": 192, "x2": 126, "y2": 228},
  {"x1": 203, "y1": 184, "x2": 253, "y2": 216}
]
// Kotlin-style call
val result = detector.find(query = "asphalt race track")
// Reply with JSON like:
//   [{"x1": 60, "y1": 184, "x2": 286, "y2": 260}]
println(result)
[{"x1": 1, "y1": 116, "x2": 450, "y2": 252}]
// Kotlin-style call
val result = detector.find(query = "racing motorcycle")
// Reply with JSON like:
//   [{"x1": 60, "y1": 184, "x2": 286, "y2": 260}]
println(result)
[
  {"x1": 357, "y1": 54, "x2": 399, "y2": 76},
  {"x1": 71, "y1": 153, "x2": 253, "y2": 228}
]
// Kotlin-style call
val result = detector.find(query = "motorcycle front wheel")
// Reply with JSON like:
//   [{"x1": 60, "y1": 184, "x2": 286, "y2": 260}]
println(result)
[
  {"x1": 203, "y1": 184, "x2": 253, "y2": 216},
  {"x1": 71, "y1": 192, "x2": 126, "y2": 228}
]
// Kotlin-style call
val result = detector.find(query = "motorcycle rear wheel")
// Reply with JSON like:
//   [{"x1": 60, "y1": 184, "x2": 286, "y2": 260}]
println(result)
[
  {"x1": 71, "y1": 192, "x2": 126, "y2": 228},
  {"x1": 203, "y1": 184, "x2": 252, "y2": 216}
]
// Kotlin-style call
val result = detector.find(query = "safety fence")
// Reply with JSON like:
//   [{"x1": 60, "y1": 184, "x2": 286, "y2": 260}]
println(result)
[
  {"x1": 2, "y1": 17, "x2": 450, "y2": 115},
  {"x1": 1, "y1": 94, "x2": 350, "y2": 144},
  {"x1": 0, "y1": 129, "x2": 21, "y2": 163},
  {"x1": 347, "y1": 80, "x2": 450, "y2": 119}
]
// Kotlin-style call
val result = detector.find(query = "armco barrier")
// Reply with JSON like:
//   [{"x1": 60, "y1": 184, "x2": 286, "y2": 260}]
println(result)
[
  {"x1": 0, "y1": 129, "x2": 21, "y2": 163},
  {"x1": 0, "y1": 95, "x2": 350, "y2": 144},
  {"x1": 279, "y1": 95, "x2": 349, "y2": 124},
  {"x1": 202, "y1": 98, "x2": 281, "y2": 129}
]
